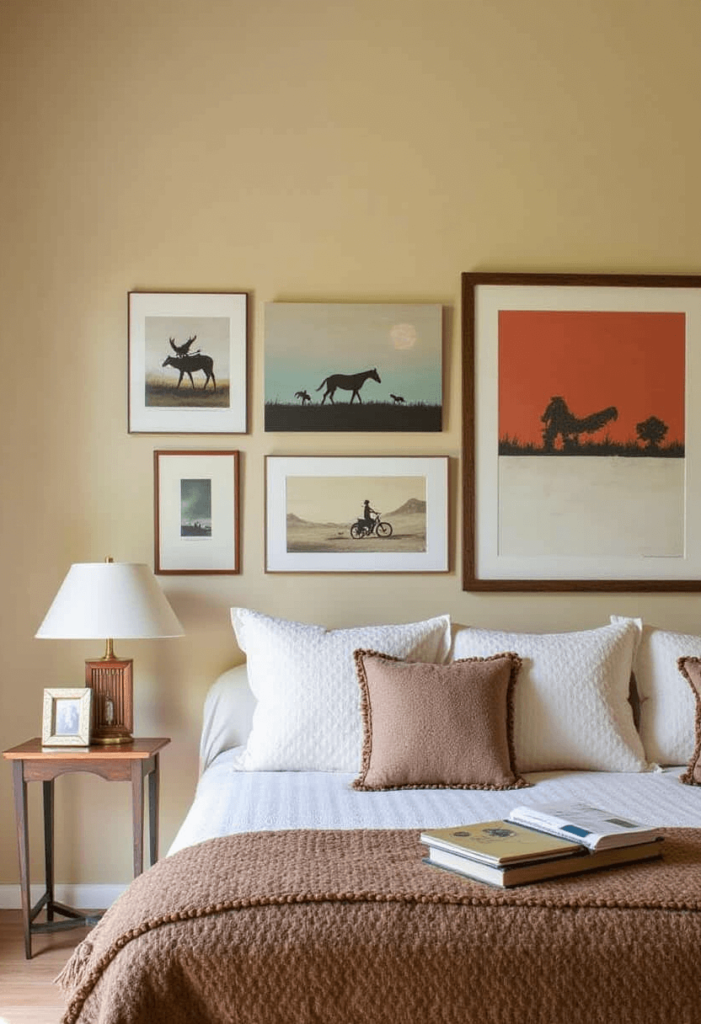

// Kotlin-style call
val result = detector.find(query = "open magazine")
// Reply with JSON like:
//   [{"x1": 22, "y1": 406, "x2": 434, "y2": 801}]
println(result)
[{"x1": 508, "y1": 802, "x2": 662, "y2": 851}]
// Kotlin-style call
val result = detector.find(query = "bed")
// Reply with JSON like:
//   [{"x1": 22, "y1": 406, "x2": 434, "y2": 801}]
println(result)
[{"x1": 58, "y1": 610, "x2": 701, "y2": 1024}]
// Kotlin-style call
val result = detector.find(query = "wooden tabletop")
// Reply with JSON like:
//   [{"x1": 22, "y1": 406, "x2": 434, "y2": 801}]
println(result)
[{"x1": 2, "y1": 738, "x2": 170, "y2": 760}]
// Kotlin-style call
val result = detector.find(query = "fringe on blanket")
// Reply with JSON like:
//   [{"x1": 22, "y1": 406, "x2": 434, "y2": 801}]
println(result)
[{"x1": 55, "y1": 938, "x2": 94, "y2": 994}]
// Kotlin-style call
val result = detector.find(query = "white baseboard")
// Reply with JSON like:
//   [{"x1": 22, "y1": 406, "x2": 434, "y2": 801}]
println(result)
[{"x1": 0, "y1": 883, "x2": 127, "y2": 910}]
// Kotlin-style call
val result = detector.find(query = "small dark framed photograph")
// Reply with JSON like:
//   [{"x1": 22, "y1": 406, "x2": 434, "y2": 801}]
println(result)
[{"x1": 154, "y1": 450, "x2": 241, "y2": 574}]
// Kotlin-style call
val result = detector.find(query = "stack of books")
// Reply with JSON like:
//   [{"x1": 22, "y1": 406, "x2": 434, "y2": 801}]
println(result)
[{"x1": 420, "y1": 803, "x2": 664, "y2": 888}]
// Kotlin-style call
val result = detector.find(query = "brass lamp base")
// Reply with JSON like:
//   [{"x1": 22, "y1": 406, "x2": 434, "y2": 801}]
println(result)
[{"x1": 85, "y1": 654, "x2": 134, "y2": 745}]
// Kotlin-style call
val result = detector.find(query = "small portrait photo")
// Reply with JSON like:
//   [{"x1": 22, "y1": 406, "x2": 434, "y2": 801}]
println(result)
[
  {"x1": 42, "y1": 688, "x2": 92, "y2": 747},
  {"x1": 54, "y1": 698, "x2": 81, "y2": 736}
]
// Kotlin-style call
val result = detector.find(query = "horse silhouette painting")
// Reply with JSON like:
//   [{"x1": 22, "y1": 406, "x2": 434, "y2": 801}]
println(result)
[
  {"x1": 541, "y1": 396, "x2": 618, "y2": 451},
  {"x1": 316, "y1": 368, "x2": 381, "y2": 404},
  {"x1": 390, "y1": 394, "x2": 405, "y2": 404},
  {"x1": 162, "y1": 353, "x2": 216, "y2": 391},
  {"x1": 295, "y1": 390, "x2": 311, "y2": 404}
]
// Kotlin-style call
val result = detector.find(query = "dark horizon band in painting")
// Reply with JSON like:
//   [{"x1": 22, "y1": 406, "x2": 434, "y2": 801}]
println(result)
[
  {"x1": 264, "y1": 302, "x2": 443, "y2": 432},
  {"x1": 462, "y1": 271, "x2": 701, "y2": 592}
]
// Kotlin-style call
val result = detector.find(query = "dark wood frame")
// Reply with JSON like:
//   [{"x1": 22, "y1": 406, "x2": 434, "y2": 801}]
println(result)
[
  {"x1": 154, "y1": 449, "x2": 241, "y2": 575},
  {"x1": 3, "y1": 737, "x2": 170, "y2": 958},
  {"x1": 128, "y1": 290, "x2": 249, "y2": 435},
  {"x1": 462, "y1": 271, "x2": 701, "y2": 592}
]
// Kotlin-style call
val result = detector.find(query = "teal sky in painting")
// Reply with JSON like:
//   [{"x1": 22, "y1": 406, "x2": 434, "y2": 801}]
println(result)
[{"x1": 264, "y1": 303, "x2": 442, "y2": 405}]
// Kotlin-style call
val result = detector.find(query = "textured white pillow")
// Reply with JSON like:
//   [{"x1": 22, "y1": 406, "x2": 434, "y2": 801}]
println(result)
[
  {"x1": 230, "y1": 608, "x2": 451, "y2": 771},
  {"x1": 612, "y1": 616, "x2": 698, "y2": 766},
  {"x1": 452, "y1": 621, "x2": 646, "y2": 772}
]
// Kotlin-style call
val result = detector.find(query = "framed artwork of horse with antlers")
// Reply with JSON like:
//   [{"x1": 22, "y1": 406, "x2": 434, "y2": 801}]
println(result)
[
  {"x1": 463, "y1": 271, "x2": 701, "y2": 591},
  {"x1": 128, "y1": 291, "x2": 248, "y2": 433}
]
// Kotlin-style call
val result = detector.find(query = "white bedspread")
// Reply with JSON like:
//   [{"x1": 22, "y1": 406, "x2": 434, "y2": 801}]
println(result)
[{"x1": 168, "y1": 749, "x2": 697, "y2": 856}]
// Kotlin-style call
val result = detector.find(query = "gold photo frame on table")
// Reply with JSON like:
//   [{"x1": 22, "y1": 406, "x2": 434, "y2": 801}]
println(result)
[{"x1": 42, "y1": 688, "x2": 92, "y2": 747}]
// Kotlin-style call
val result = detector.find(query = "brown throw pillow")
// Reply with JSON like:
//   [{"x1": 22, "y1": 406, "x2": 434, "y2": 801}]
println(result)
[
  {"x1": 677, "y1": 656, "x2": 701, "y2": 785},
  {"x1": 352, "y1": 649, "x2": 528, "y2": 791}
]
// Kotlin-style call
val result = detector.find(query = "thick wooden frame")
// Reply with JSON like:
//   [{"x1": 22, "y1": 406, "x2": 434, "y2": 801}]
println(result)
[
  {"x1": 154, "y1": 449, "x2": 241, "y2": 575},
  {"x1": 463, "y1": 271, "x2": 701, "y2": 591}
]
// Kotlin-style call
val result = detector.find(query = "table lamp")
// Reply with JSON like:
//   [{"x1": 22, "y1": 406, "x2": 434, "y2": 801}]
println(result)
[{"x1": 35, "y1": 558, "x2": 184, "y2": 744}]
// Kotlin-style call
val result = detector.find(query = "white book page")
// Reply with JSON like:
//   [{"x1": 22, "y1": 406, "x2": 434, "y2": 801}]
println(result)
[{"x1": 509, "y1": 803, "x2": 658, "y2": 849}]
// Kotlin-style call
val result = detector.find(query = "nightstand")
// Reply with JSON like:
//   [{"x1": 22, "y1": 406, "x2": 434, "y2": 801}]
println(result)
[{"x1": 2, "y1": 736, "x2": 170, "y2": 958}]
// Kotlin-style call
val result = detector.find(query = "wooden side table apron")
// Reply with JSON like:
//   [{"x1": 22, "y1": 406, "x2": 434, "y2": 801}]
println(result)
[{"x1": 2, "y1": 737, "x2": 170, "y2": 958}]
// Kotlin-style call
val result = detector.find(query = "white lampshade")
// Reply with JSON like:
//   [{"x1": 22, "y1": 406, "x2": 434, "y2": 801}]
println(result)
[{"x1": 35, "y1": 562, "x2": 184, "y2": 640}]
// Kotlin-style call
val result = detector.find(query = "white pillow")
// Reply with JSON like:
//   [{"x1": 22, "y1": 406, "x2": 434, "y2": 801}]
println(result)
[
  {"x1": 230, "y1": 608, "x2": 451, "y2": 771},
  {"x1": 452, "y1": 621, "x2": 647, "y2": 773},
  {"x1": 612, "y1": 616, "x2": 698, "y2": 765}
]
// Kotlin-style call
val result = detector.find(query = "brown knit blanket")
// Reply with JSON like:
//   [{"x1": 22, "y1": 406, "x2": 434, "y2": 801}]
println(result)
[{"x1": 58, "y1": 828, "x2": 701, "y2": 1024}]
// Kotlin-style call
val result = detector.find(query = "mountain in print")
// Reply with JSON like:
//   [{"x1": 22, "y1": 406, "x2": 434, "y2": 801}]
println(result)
[{"x1": 389, "y1": 498, "x2": 426, "y2": 515}]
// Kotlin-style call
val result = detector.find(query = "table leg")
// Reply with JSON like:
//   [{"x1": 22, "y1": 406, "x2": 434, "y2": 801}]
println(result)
[
  {"x1": 43, "y1": 780, "x2": 54, "y2": 921},
  {"x1": 12, "y1": 761, "x2": 31, "y2": 959},
  {"x1": 148, "y1": 753, "x2": 160, "y2": 866},
  {"x1": 131, "y1": 762, "x2": 144, "y2": 877}
]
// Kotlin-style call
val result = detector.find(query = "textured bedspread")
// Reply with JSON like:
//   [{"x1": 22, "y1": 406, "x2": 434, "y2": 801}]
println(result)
[{"x1": 59, "y1": 828, "x2": 701, "y2": 1024}]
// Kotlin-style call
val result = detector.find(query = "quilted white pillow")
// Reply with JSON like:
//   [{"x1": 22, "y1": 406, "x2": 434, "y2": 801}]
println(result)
[
  {"x1": 230, "y1": 608, "x2": 451, "y2": 771},
  {"x1": 452, "y1": 621, "x2": 647, "y2": 773},
  {"x1": 612, "y1": 616, "x2": 698, "y2": 766}
]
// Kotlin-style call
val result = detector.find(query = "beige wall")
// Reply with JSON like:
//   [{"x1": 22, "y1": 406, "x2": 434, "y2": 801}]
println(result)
[{"x1": 2, "y1": 0, "x2": 701, "y2": 886}]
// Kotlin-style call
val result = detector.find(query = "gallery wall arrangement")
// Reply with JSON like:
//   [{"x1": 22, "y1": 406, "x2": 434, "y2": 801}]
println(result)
[
  {"x1": 123, "y1": 276, "x2": 701, "y2": 592},
  {"x1": 128, "y1": 295, "x2": 452, "y2": 579}
]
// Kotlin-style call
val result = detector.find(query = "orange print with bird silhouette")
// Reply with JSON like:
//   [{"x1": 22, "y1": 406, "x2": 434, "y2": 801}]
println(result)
[{"x1": 498, "y1": 310, "x2": 685, "y2": 456}]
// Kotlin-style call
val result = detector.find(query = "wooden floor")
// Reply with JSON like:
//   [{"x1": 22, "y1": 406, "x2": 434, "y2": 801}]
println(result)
[{"x1": 0, "y1": 911, "x2": 91, "y2": 1024}]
